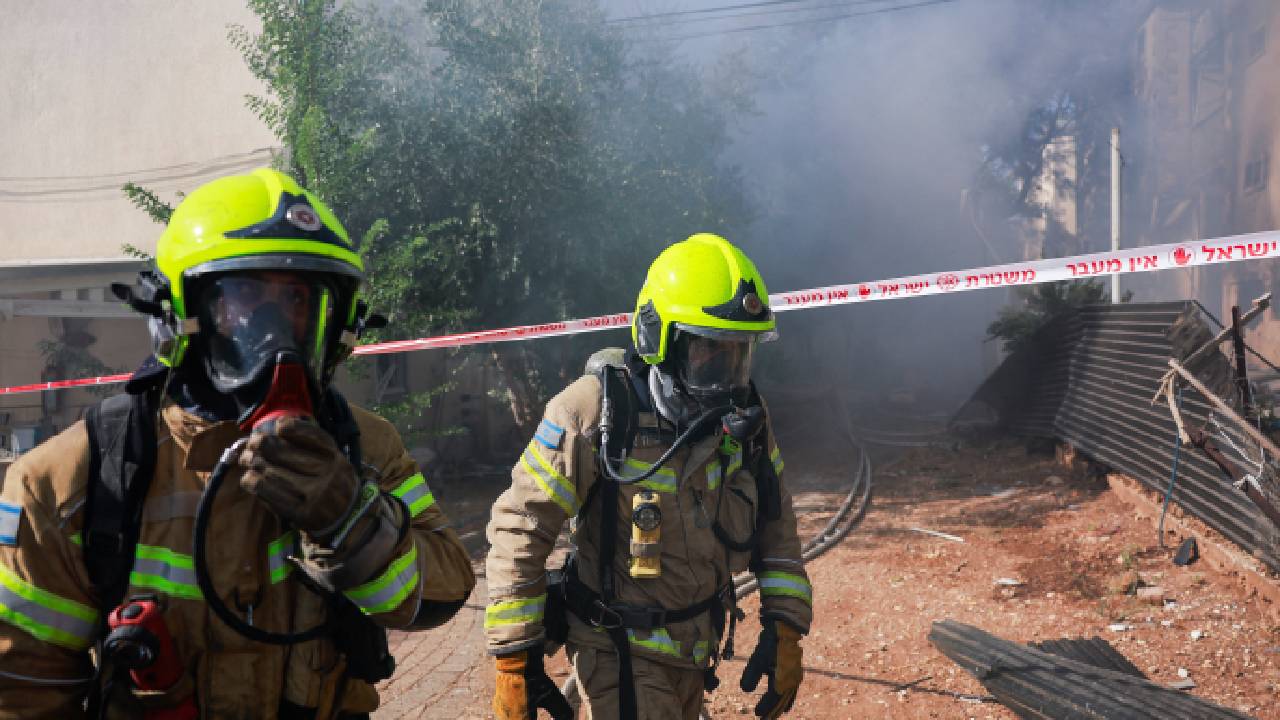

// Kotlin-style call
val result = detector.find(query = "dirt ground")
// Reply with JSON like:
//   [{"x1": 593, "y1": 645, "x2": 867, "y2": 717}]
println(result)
[
  {"x1": 384, "y1": 425, "x2": 1280, "y2": 719},
  {"x1": 700, "y1": 438, "x2": 1280, "y2": 719}
]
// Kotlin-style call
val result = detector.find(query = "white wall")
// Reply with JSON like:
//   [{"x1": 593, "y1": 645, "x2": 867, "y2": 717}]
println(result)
[{"x1": 0, "y1": 1, "x2": 277, "y2": 261}]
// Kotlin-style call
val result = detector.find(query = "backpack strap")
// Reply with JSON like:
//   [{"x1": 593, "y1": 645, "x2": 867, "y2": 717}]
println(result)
[
  {"x1": 83, "y1": 389, "x2": 158, "y2": 720},
  {"x1": 83, "y1": 390, "x2": 157, "y2": 612}
]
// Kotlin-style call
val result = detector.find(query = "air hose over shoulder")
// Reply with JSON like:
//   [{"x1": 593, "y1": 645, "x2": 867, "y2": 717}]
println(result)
[{"x1": 596, "y1": 364, "x2": 732, "y2": 485}]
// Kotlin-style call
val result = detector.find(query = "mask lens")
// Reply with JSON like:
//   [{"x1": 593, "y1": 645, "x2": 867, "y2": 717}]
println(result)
[
  {"x1": 676, "y1": 332, "x2": 755, "y2": 399},
  {"x1": 198, "y1": 273, "x2": 332, "y2": 390}
]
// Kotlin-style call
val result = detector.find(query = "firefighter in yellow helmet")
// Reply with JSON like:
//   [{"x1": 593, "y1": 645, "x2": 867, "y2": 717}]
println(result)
[
  {"x1": 486, "y1": 234, "x2": 810, "y2": 720},
  {"x1": 0, "y1": 168, "x2": 475, "y2": 718}
]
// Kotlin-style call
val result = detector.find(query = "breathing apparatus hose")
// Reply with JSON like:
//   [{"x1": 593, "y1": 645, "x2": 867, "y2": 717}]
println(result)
[
  {"x1": 596, "y1": 366, "x2": 733, "y2": 485},
  {"x1": 193, "y1": 439, "x2": 327, "y2": 644}
]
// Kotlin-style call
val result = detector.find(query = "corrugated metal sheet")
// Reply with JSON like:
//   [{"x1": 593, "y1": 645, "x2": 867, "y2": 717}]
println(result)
[
  {"x1": 930, "y1": 620, "x2": 1253, "y2": 720},
  {"x1": 964, "y1": 301, "x2": 1280, "y2": 573}
]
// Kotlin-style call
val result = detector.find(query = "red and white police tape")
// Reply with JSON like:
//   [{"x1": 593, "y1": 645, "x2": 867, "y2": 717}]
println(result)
[{"x1": 4, "y1": 229, "x2": 1278, "y2": 396}]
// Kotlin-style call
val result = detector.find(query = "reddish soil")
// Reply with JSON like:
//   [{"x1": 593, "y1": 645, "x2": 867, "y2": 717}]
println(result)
[
  {"x1": 378, "y1": 436, "x2": 1280, "y2": 719},
  {"x1": 704, "y1": 440, "x2": 1279, "y2": 719}
]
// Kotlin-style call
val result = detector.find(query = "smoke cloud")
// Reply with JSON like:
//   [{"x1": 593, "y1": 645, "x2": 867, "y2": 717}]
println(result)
[{"x1": 606, "y1": 0, "x2": 1154, "y2": 409}]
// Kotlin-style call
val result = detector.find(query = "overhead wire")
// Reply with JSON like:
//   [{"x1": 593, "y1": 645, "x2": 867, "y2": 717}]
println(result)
[
  {"x1": 626, "y1": 0, "x2": 960, "y2": 42},
  {"x1": 608, "y1": 0, "x2": 895, "y2": 25},
  {"x1": 0, "y1": 148, "x2": 277, "y2": 203}
]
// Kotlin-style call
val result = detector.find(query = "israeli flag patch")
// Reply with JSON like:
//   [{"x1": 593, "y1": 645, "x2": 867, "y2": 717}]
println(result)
[
  {"x1": 534, "y1": 419, "x2": 565, "y2": 450},
  {"x1": 0, "y1": 501, "x2": 22, "y2": 546}
]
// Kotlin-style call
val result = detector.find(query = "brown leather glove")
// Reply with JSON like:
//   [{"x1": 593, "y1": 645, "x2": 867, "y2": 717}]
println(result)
[
  {"x1": 741, "y1": 619, "x2": 804, "y2": 718},
  {"x1": 493, "y1": 648, "x2": 572, "y2": 720},
  {"x1": 237, "y1": 417, "x2": 359, "y2": 539}
]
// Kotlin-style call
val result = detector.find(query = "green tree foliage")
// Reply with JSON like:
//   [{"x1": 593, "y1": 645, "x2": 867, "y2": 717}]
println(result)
[
  {"x1": 986, "y1": 278, "x2": 1130, "y2": 354},
  {"x1": 233, "y1": 0, "x2": 749, "y2": 433}
]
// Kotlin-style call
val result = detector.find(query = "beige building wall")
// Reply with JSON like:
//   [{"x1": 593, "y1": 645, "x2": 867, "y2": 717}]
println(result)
[
  {"x1": 0, "y1": 1, "x2": 277, "y2": 260},
  {"x1": 0, "y1": 2, "x2": 275, "y2": 467},
  {"x1": 1132, "y1": 1, "x2": 1280, "y2": 367}
]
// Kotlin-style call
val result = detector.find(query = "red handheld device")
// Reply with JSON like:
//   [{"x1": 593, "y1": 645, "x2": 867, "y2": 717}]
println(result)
[{"x1": 105, "y1": 598, "x2": 197, "y2": 720}]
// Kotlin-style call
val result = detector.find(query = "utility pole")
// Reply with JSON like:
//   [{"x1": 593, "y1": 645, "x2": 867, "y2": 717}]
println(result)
[{"x1": 1111, "y1": 127, "x2": 1122, "y2": 304}]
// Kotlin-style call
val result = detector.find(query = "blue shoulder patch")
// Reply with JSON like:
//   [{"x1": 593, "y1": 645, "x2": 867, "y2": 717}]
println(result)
[
  {"x1": 0, "y1": 501, "x2": 22, "y2": 546},
  {"x1": 533, "y1": 419, "x2": 565, "y2": 450}
]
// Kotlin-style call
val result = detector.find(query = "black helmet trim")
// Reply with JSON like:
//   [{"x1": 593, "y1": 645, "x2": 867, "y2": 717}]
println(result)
[
  {"x1": 701, "y1": 278, "x2": 772, "y2": 323},
  {"x1": 224, "y1": 191, "x2": 351, "y2": 250}
]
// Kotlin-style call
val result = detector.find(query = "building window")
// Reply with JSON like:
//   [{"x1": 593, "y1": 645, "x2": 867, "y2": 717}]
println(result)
[
  {"x1": 374, "y1": 353, "x2": 408, "y2": 402},
  {"x1": 1244, "y1": 153, "x2": 1269, "y2": 194},
  {"x1": 1245, "y1": 26, "x2": 1266, "y2": 66}
]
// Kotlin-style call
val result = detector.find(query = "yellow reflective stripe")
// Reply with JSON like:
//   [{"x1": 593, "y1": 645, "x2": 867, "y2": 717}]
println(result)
[
  {"x1": 759, "y1": 571, "x2": 811, "y2": 604},
  {"x1": 627, "y1": 628, "x2": 683, "y2": 658},
  {"x1": 130, "y1": 544, "x2": 201, "y2": 600},
  {"x1": 706, "y1": 450, "x2": 742, "y2": 490},
  {"x1": 0, "y1": 561, "x2": 98, "y2": 650},
  {"x1": 705, "y1": 463, "x2": 720, "y2": 490},
  {"x1": 728, "y1": 450, "x2": 743, "y2": 476},
  {"x1": 345, "y1": 545, "x2": 420, "y2": 615},
  {"x1": 484, "y1": 594, "x2": 547, "y2": 629},
  {"x1": 391, "y1": 472, "x2": 436, "y2": 517},
  {"x1": 267, "y1": 531, "x2": 296, "y2": 584},
  {"x1": 623, "y1": 458, "x2": 677, "y2": 493},
  {"x1": 521, "y1": 444, "x2": 580, "y2": 515},
  {"x1": 692, "y1": 639, "x2": 712, "y2": 665},
  {"x1": 770, "y1": 446, "x2": 784, "y2": 475}
]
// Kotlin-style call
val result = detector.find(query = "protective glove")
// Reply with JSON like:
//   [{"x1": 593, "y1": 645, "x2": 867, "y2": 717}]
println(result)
[
  {"x1": 237, "y1": 416, "x2": 359, "y2": 540},
  {"x1": 493, "y1": 648, "x2": 573, "y2": 720},
  {"x1": 740, "y1": 619, "x2": 804, "y2": 718}
]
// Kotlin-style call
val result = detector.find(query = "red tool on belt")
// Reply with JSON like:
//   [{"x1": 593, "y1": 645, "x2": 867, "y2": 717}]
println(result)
[{"x1": 105, "y1": 597, "x2": 197, "y2": 720}]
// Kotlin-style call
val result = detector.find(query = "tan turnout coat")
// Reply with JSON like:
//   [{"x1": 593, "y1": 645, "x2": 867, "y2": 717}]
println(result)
[
  {"x1": 0, "y1": 401, "x2": 475, "y2": 719},
  {"x1": 485, "y1": 374, "x2": 812, "y2": 672}
]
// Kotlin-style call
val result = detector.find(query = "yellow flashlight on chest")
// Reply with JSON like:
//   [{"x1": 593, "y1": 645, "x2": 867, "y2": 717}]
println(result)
[{"x1": 629, "y1": 489, "x2": 662, "y2": 579}]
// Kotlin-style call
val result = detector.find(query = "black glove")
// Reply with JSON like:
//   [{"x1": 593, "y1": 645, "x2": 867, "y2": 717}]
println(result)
[
  {"x1": 493, "y1": 646, "x2": 573, "y2": 720},
  {"x1": 740, "y1": 619, "x2": 804, "y2": 718}
]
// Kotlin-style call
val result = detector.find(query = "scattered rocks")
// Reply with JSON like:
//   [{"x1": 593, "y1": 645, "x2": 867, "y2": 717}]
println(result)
[{"x1": 1136, "y1": 586, "x2": 1166, "y2": 605}]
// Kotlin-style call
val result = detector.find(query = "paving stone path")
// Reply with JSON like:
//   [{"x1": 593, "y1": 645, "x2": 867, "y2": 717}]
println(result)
[{"x1": 373, "y1": 578, "x2": 494, "y2": 718}]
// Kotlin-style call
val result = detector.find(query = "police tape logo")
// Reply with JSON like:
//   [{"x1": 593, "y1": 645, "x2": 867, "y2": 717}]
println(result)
[
  {"x1": 1170, "y1": 246, "x2": 1194, "y2": 267},
  {"x1": 938, "y1": 273, "x2": 960, "y2": 291},
  {"x1": 286, "y1": 204, "x2": 323, "y2": 232},
  {"x1": 857, "y1": 284, "x2": 872, "y2": 298}
]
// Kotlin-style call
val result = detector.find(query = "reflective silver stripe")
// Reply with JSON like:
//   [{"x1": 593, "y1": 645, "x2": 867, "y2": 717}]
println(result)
[
  {"x1": 268, "y1": 531, "x2": 296, "y2": 584},
  {"x1": 0, "y1": 569, "x2": 98, "y2": 650},
  {"x1": 141, "y1": 492, "x2": 202, "y2": 523},
  {"x1": 521, "y1": 445, "x2": 579, "y2": 515},
  {"x1": 627, "y1": 628, "x2": 683, "y2": 658},
  {"x1": 345, "y1": 546, "x2": 421, "y2": 615},
  {"x1": 397, "y1": 480, "x2": 434, "y2": 516},
  {"x1": 623, "y1": 458, "x2": 677, "y2": 493},
  {"x1": 132, "y1": 557, "x2": 199, "y2": 589},
  {"x1": 705, "y1": 463, "x2": 720, "y2": 489},
  {"x1": 485, "y1": 595, "x2": 547, "y2": 628},
  {"x1": 707, "y1": 450, "x2": 743, "y2": 490},
  {"x1": 759, "y1": 572, "x2": 812, "y2": 603}
]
